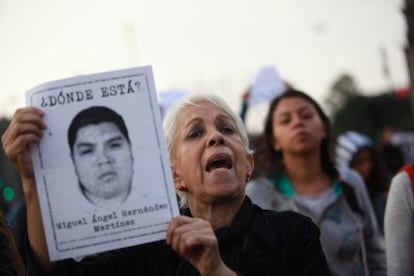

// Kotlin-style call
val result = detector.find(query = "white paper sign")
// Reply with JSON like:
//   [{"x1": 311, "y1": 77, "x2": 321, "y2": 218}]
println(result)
[
  {"x1": 26, "y1": 66, "x2": 180, "y2": 261},
  {"x1": 248, "y1": 65, "x2": 286, "y2": 106}
]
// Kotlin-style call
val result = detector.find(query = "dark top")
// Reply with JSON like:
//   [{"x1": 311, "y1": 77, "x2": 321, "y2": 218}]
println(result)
[{"x1": 30, "y1": 197, "x2": 330, "y2": 276}]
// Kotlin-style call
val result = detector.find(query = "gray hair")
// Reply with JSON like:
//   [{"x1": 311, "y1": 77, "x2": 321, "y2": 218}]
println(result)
[{"x1": 162, "y1": 94, "x2": 252, "y2": 207}]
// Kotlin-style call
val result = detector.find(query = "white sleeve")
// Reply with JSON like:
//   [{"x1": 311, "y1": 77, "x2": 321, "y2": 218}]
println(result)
[{"x1": 384, "y1": 171, "x2": 414, "y2": 276}]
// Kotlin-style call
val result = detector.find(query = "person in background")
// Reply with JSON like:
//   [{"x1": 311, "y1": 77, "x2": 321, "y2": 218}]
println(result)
[
  {"x1": 384, "y1": 164, "x2": 414, "y2": 275},
  {"x1": 379, "y1": 136, "x2": 405, "y2": 182},
  {"x1": 246, "y1": 89, "x2": 386, "y2": 276},
  {"x1": 0, "y1": 209, "x2": 25, "y2": 276},
  {"x1": 239, "y1": 88, "x2": 251, "y2": 122},
  {"x1": 335, "y1": 131, "x2": 388, "y2": 234},
  {"x1": 2, "y1": 96, "x2": 330, "y2": 275}
]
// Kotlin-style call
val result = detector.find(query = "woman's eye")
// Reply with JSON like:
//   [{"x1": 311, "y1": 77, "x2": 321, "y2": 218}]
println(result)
[
  {"x1": 188, "y1": 129, "x2": 203, "y2": 138},
  {"x1": 278, "y1": 117, "x2": 290, "y2": 125},
  {"x1": 300, "y1": 112, "x2": 313, "y2": 120},
  {"x1": 221, "y1": 126, "x2": 234, "y2": 134}
]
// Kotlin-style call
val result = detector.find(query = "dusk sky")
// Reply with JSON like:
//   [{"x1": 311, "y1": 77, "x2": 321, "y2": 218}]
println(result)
[{"x1": 0, "y1": 0, "x2": 408, "y2": 132}]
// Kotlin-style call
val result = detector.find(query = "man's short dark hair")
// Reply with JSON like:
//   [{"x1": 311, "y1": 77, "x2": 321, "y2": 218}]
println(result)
[{"x1": 68, "y1": 106, "x2": 131, "y2": 155}]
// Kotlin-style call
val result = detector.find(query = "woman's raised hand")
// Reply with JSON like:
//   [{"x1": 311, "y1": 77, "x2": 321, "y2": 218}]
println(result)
[
  {"x1": 2, "y1": 107, "x2": 45, "y2": 180},
  {"x1": 167, "y1": 216, "x2": 236, "y2": 276}
]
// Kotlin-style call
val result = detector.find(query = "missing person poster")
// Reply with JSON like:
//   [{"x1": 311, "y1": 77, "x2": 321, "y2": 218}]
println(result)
[{"x1": 26, "y1": 66, "x2": 180, "y2": 261}]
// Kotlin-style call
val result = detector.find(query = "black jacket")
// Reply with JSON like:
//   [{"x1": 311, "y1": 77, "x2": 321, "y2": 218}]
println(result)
[{"x1": 31, "y1": 197, "x2": 330, "y2": 275}]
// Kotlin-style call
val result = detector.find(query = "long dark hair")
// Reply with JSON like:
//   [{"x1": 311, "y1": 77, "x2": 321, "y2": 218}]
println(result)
[
  {"x1": 0, "y1": 210, "x2": 25, "y2": 276},
  {"x1": 252, "y1": 89, "x2": 338, "y2": 179},
  {"x1": 252, "y1": 89, "x2": 362, "y2": 214},
  {"x1": 355, "y1": 146, "x2": 389, "y2": 199}
]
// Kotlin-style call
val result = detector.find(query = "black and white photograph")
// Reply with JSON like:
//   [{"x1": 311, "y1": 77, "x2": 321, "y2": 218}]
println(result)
[
  {"x1": 68, "y1": 105, "x2": 134, "y2": 207},
  {"x1": 26, "y1": 66, "x2": 179, "y2": 261}
]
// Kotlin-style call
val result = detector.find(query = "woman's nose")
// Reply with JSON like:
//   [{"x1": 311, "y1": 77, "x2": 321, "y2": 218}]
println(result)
[
  {"x1": 292, "y1": 115, "x2": 304, "y2": 126},
  {"x1": 208, "y1": 131, "x2": 225, "y2": 147}
]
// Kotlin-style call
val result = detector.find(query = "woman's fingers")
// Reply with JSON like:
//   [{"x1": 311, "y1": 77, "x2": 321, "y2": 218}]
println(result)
[
  {"x1": 167, "y1": 216, "x2": 220, "y2": 265},
  {"x1": 167, "y1": 216, "x2": 230, "y2": 275},
  {"x1": 167, "y1": 216, "x2": 209, "y2": 246},
  {"x1": 3, "y1": 108, "x2": 45, "y2": 144},
  {"x1": 168, "y1": 218, "x2": 210, "y2": 255},
  {"x1": 2, "y1": 107, "x2": 45, "y2": 176}
]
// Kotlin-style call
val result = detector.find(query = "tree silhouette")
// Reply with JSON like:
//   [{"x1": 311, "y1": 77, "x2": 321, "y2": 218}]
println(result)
[{"x1": 326, "y1": 74, "x2": 414, "y2": 144}]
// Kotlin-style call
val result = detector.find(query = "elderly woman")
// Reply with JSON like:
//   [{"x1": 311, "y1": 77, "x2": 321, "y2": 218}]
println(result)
[{"x1": 2, "y1": 94, "x2": 330, "y2": 275}]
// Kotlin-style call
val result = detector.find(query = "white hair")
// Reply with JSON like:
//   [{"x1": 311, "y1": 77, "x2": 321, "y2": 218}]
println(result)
[{"x1": 162, "y1": 94, "x2": 252, "y2": 207}]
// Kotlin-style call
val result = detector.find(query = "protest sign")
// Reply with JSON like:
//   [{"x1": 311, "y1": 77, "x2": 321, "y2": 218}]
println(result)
[{"x1": 27, "y1": 66, "x2": 179, "y2": 261}]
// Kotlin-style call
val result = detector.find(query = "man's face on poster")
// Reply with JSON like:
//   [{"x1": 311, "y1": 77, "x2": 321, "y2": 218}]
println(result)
[{"x1": 72, "y1": 122, "x2": 134, "y2": 205}]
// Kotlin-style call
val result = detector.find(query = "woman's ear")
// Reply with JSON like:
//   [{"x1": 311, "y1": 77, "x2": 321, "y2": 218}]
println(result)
[
  {"x1": 247, "y1": 153, "x2": 254, "y2": 177},
  {"x1": 171, "y1": 164, "x2": 182, "y2": 186},
  {"x1": 172, "y1": 164, "x2": 187, "y2": 191}
]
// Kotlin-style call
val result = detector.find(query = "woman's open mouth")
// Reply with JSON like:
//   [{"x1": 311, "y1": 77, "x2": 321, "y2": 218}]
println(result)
[{"x1": 206, "y1": 153, "x2": 232, "y2": 172}]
